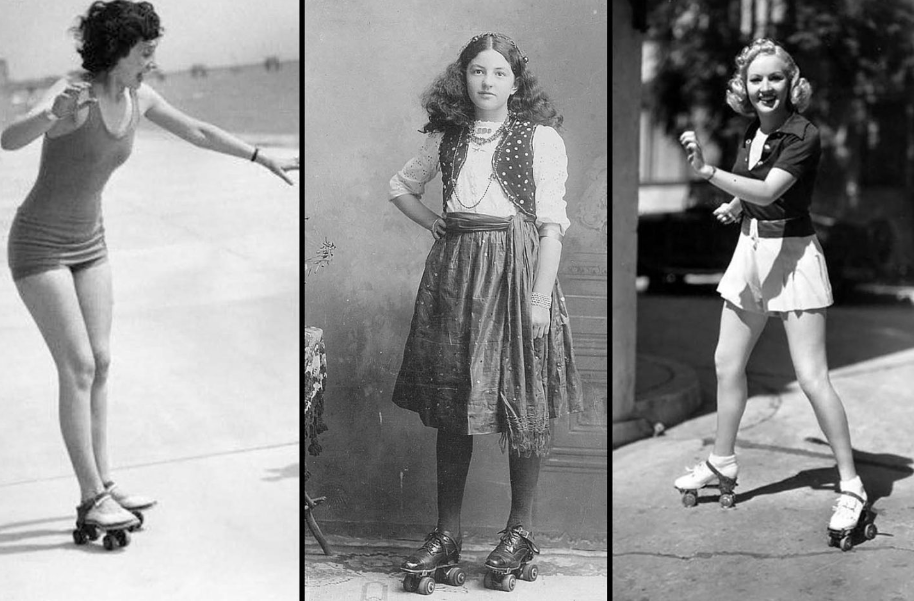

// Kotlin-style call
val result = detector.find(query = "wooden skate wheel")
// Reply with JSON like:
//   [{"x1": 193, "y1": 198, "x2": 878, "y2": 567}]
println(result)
[
  {"x1": 484, "y1": 571, "x2": 496, "y2": 589},
  {"x1": 418, "y1": 576, "x2": 435, "y2": 595},
  {"x1": 402, "y1": 574, "x2": 419, "y2": 592},
  {"x1": 501, "y1": 573, "x2": 516, "y2": 592}
]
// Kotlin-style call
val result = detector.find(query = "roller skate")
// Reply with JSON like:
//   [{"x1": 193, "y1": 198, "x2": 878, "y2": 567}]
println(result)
[
  {"x1": 400, "y1": 529, "x2": 466, "y2": 595},
  {"x1": 104, "y1": 481, "x2": 156, "y2": 531},
  {"x1": 827, "y1": 491, "x2": 877, "y2": 551},
  {"x1": 483, "y1": 524, "x2": 540, "y2": 592},
  {"x1": 674, "y1": 459, "x2": 738, "y2": 508},
  {"x1": 72, "y1": 491, "x2": 140, "y2": 551}
]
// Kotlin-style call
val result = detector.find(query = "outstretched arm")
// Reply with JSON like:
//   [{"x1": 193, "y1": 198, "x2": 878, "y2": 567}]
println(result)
[{"x1": 139, "y1": 83, "x2": 299, "y2": 184}]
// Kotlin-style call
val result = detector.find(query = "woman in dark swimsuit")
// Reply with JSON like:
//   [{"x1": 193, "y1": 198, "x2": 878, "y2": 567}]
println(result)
[{"x1": 0, "y1": 0, "x2": 298, "y2": 536}]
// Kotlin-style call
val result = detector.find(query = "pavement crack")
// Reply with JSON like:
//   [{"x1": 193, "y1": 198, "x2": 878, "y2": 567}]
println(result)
[{"x1": 614, "y1": 546, "x2": 914, "y2": 562}]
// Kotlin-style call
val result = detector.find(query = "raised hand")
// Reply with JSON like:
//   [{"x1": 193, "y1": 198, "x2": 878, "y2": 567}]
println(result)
[
  {"x1": 678, "y1": 130, "x2": 706, "y2": 173},
  {"x1": 50, "y1": 82, "x2": 96, "y2": 119}
]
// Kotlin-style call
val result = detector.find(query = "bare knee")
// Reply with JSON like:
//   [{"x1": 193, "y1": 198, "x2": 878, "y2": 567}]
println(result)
[
  {"x1": 796, "y1": 370, "x2": 832, "y2": 398},
  {"x1": 714, "y1": 348, "x2": 745, "y2": 383},
  {"x1": 93, "y1": 349, "x2": 111, "y2": 382},
  {"x1": 60, "y1": 353, "x2": 96, "y2": 391}
]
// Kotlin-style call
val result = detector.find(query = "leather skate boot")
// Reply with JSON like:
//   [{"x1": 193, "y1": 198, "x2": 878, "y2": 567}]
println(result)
[
  {"x1": 400, "y1": 529, "x2": 461, "y2": 572},
  {"x1": 485, "y1": 524, "x2": 540, "y2": 572}
]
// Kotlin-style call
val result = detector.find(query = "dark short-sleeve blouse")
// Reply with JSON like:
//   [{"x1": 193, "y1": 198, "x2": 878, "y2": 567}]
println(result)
[{"x1": 731, "y1": 112, "x2": 821, "y2": 221}]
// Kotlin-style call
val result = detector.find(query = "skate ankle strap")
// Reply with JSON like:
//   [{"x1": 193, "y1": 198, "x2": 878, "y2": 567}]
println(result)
[
  {"x1": 79, "y1": 491, "x2": 112, "y2": 511},
  {"x1": 705, "y1": 461, "x2": 737, "y2": 486},
  {"x1": 839, "y1": 490, "x2": 866, "y2": 504}
]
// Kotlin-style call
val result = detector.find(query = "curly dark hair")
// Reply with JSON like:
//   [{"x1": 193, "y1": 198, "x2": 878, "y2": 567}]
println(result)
[
  {"x1": 420, "y1": 33, "x2": 563, "y2": 133},
  {"x1": 71, "y1": 1, "x2": 164, "y2": 74}
]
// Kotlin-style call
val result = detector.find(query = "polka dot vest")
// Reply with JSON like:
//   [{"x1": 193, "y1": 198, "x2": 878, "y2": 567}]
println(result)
[{"x1": 439, "y1": 118, "x2": 537, "y2": 217}]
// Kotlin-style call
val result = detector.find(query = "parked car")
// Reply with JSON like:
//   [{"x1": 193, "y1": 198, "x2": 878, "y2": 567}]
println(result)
[{"x1": 637, "y1": 181, "x2": 894, "y2": 298}]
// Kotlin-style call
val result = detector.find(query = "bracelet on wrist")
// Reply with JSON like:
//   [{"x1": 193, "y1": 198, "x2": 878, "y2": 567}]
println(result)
[
  {"x1": 42, "y1": 109, "x2": 60, "y2": 123},
  {"x1": 704, "y1": 165, "x2": 717, "y2": 180},
  {"x1": 531, "y1": 292, "x2": 552, "y2": 309}
]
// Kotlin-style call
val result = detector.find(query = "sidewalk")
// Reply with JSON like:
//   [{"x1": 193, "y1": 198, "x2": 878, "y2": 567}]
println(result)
[
  {"x1": 305, "y1": 535, "x2": 608, "y2": 600},
  {"x1": 613, "y1": 292, "x2": 914, "y2": 600},
  {"x1": 0, "y1": 131, "x2": 300, "y2": 600}
]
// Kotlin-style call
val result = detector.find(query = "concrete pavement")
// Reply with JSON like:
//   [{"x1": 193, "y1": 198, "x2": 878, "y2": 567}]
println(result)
[
  {"x1": 305, "y1": 535, "x2": 608, "y2": 600},
  {"x1": 613, "y1": 291, "x2": 914, "y2": 600},
  {"x1": 0, "y1": 130, "x2": 299, "y2": 600}
]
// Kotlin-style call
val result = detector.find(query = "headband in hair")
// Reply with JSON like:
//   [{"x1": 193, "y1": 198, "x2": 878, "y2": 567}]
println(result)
[{"x1": 462, "y1": 32, "x2": 528, "y2": 63}]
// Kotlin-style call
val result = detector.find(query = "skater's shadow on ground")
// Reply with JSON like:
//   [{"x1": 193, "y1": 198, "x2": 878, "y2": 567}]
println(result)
[
  {"x1": 732, "y1": 439, "x2": 913, "y2": 506},
  {"x1": 0, "y1": 516, "x2": 74, "y2": 555},
  {"x1": 263, "y1": 462, "x2": 299, "y2": 482}
]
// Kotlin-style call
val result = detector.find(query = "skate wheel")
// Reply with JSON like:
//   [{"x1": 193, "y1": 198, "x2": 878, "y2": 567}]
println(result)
[
  {"x1": 719, "y1": 494, "x2": 735, "y2": 508},
  {"x1": 840, "y1": 536, "x2": 853, "y2": 552},
  {"x1": 116, "y1": 530, "x2": 130, "y2": 548},
  {"x1": 403, "y1": 574, "x2": 419, "y2": 593},
  {"x1": 403, "y1": 574, "x2": 419, "y2": 592},
  {"x1": 501, "y1": 573, "x2": 516, "y2": 592},
  {"x1": 681, "y1": 491, "x2": 698, "y2": 507},
  {"x1": 446, "y1": 567, "x2": 466, "y2": 586},
  {"x1": 521, "y1": 563, "x2": 538, "y2": 581},
  {"x1": 826, "y1": 535, "x2": 836, "y2": 548},
  {"x1": 86, "y1": 525, "x2": 99, "y2": 541},
  {"x1": 418, "y1": 575, "x2": 435, "y2": 595},
  {"x1": 484, "y1": 571, "x2": 496, "y2": 589},
  {"x1": 73, "y1": 529, "x2": 88, "y2": 545},
  {"x1": 864, "y1": 523, "x2": 877, "y2": 540},
  {"x1": 103, "y1": 534, "x2": 116, "y2": 551}
]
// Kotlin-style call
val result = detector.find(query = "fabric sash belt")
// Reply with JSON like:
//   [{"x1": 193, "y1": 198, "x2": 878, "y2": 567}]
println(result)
[{"x1": 740, "y1": 213, "x2": 814, "y2": 238}]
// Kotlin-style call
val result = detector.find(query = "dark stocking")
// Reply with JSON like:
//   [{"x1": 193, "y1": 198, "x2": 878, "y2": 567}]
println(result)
[
  {"x1": 436, "y1": 430, "x2": 473, "y2": 541},
  {"x1": 507, "y1": 450, "x2": 542, "y2": 530}
]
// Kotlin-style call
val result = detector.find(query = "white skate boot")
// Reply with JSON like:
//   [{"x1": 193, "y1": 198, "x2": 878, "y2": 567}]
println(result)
[
  {"x1": 827, "y1": 489, "x2": 876, "y2": 551},
  {"x1": 674, "y1": 459, "x2": 739, "y2": 508}
]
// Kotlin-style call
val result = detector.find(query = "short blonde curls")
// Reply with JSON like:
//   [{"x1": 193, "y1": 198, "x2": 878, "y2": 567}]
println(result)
[{"x1": 725, "y1": 39, "x2": 812, "y2": 116}]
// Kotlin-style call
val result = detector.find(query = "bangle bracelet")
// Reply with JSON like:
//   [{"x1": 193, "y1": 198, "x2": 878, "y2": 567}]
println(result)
[
  {"x1": 531, "y1": 292, "x2": 552, "y2": 309},
  {"x1": 704, "y1": 165, "x2": 717, "y2": 180},
  {"x1": 250, "y1": 147, "x2": 260, "y2": 162},
  {"x1": 43, "y1": 109, "x2": 60, "y2": 122}
]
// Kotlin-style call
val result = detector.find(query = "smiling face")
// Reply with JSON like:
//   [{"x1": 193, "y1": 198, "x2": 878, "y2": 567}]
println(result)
[
  {"x1": 746, "y1": 54, "x2": 791, "y2": 118},
  {"x1": 465, "y1": 49, "x2": 518, "y2": 122},
  {"x1": 110, "y1": 39, "x2": 159, "y2": 89}
]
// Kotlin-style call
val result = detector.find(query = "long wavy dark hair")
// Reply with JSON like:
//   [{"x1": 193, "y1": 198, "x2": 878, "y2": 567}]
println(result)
[
  {"x1": 71, "y1": 0, "x2": 164, "y2": 75},
  {"x1": 420, "y1": 32, "x2": 563, "y2": 133}
]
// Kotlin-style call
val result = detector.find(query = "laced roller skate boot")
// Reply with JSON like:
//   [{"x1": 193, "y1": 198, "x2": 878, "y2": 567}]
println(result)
[
  {"x1": 674, "y1": 460, "x2": 739, "y2": 508},
  {"x1": 400, "y1": 529, "x2": 466, "y2": 595},
  {"x1": 827, "y1": 491, "x2": 877, "y2": 551},
  {"x1": 483, "y1": 524, "x2": 541, "y2": 592},
  {"x1": 104, "y1": 481, "x2": 157, "y2": 531},
  {"x1": 73, "y1": 491, "x2": 140, "y2": 551}
]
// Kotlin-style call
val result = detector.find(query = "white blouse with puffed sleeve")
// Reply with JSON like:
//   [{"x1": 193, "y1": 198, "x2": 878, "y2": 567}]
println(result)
[{"x1": 388, "y1": 122, "x2": 571, "y2": 234}]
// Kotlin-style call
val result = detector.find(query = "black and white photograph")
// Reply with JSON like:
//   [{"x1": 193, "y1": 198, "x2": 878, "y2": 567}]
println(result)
[
  {"x1": 0, "y1": 1, "x2": 300, "y2": 599},
  {"x1": 614, "y1": 0, "x2": 914, "y2": 599},
  {"x1": 304, "y1": 0, "x2": 607, "y2": 599}
]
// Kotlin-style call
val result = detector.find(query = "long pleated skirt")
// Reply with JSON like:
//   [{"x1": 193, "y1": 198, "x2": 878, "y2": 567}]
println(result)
[{"x1": 391, "y1": 212, "x2": 586, "y2": 456}]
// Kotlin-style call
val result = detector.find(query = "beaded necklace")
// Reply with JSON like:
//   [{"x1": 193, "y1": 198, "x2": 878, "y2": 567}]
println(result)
[{"x1": 451, "y1": 117, "x2": 513, "y2": 209}]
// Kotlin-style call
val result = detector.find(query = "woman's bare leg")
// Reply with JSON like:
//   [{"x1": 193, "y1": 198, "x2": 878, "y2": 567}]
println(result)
[
  {"x1": 713, "y1": 301, "x2": 768, "y2": 456},
  {"x1": 74, "y1": 261, "x2": 114, "y2": 485},
  {"x1": 16, "y1": 268, "x2": 103, "y2": 501},
  {"x1": 782, "y1": 309, "x2": 857, "y2": 481}
]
